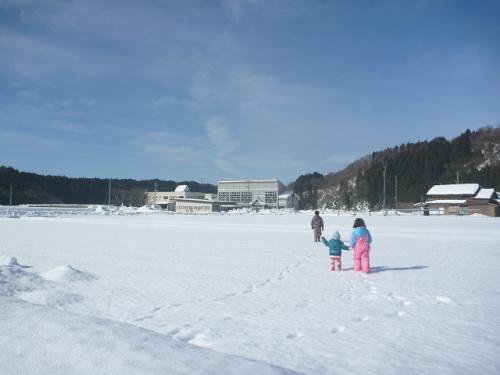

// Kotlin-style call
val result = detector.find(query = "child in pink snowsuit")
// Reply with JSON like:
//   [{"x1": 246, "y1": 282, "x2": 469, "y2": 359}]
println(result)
[{"x1": 351, "y1": 218, "x2": 372, "y2": 273}]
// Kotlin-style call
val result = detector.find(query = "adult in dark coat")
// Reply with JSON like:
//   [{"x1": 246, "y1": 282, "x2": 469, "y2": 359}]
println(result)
[{"x1": 311, "y1": 210, "x2": 324, "y2": 242}]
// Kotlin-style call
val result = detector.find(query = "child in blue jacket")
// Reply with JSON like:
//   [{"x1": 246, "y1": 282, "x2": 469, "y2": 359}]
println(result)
[{"x1": 321, "y1": 230, "x2": 350, "y2": 271}]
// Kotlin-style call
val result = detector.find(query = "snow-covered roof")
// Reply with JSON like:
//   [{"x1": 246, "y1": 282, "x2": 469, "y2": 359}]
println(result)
[
  {"x1": 174, "y1": 198, "x2": 214, "y2": 203},
  {"x1": 426, "y1": 184, "x2": 480, "y2": 196},
  {"x1": 474, "y1": 188, "x2": 495, "y2": 200},
  {"x1": 278, "y1": 191, "x2": 295, "y2": 199},
  {"x1": 174, "y1": 185, "x2": 190, "y2": 192},
  {"x1": 426, "y1": 199, "x2": 467, "y2": 205},
  {"x1": 218, "y1": 179, "x2": 279, "y2": 184}
]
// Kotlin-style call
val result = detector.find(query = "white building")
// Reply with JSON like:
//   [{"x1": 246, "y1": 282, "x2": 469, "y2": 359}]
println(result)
[
  {"x1": 278, "y1": 191, "x2": 300, "y2": 210},
  {"x1": 174, "y1": 198, "x2": 221, "y2": 214},
  {"x1": 217, "y1": 179, "x2": 297, "y2": 209},
  {"x1": 145, "y1": 185, "x2": 206, "y2": 206}
]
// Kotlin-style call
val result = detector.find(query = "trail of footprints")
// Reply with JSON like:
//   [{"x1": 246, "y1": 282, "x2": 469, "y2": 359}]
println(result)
[
  {"x1": 133, "y1": 248, "x2": 455, "y2": 345},
  {"x1": 134, "y1": 249, "x2": 317, "y2": 323},
  {"x1": 327, "y1": 272, "x2": 455, "y2": 336}
]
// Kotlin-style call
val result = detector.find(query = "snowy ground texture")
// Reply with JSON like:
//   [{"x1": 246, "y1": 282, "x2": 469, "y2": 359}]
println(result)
[{"x1": 1, "y1": 212, "x2": 499, "y2": 374}]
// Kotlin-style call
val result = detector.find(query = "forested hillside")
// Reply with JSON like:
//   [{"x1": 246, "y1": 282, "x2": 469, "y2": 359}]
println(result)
[
  {"x1": 0, "y1": 167, "x2": 216, "y2": 206},
  {"x1": 291, "y1": 126, "x2": 500, "y2": 210}
]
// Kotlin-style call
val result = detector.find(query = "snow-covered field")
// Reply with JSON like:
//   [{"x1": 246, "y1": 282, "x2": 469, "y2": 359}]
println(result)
[{"x1": 1, "y1": 212, "x2": 499, "y2": 374}]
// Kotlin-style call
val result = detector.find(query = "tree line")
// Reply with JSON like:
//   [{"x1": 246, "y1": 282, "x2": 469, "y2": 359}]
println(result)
[{"x1": 0, "y1": 167, "x2": 216, "y2": 206}]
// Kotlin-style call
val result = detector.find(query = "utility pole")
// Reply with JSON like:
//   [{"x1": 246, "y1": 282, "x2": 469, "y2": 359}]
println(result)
[
  {"x1": 456, "y1": 171, "x2": 459, "y2": 184},
  {"x1": 9, "y1": 184, "x2": 13, "y2": 206},
  {"x1": 108, "y1": 179, "x2": 112, "y2": 206},
  {"x1": 154, "y1": 180, "x2": 158, "y2": 204},
  {"x1": 383, "y1": 161, "x2": 387, "y2": 215},
  {"x1": 395, "y1": 175, "x2": 398, "y2": 215}
]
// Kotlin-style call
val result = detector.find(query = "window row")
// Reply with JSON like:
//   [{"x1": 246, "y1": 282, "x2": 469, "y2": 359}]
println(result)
[
  {"x1": 265, "y1": 191, "x2": 277, "y2": 203},
  {"x1": 218, "y1": 191, "x2": 252, "y2": 203}
]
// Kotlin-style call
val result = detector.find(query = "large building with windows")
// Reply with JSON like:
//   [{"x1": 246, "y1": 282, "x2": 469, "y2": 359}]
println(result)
[{"x1": 217, "y1": 179, "x2": 294, "y2": 209}]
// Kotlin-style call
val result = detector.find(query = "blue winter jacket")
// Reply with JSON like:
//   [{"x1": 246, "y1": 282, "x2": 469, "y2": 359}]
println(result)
[
  {"x1": 351, "y1": 227, "x2": 372, "y2": 248},
  {"x1": 321, "y1": 237, "x2": 349, "y2": 256}
]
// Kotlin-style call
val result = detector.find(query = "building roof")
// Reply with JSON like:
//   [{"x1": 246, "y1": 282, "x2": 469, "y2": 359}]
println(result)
[
  {"x1": 426, "y1": 184, "x2": 480, "y2": 196},
  {"x1": 474, "y1": 188, "x2": 495, "y2": 200},
  {"x1": 174, "y1": 198, "x2": 214, "y2": 203},
  {"x1": 426, "y1": 199, "x2": 467, "y2": 205},
  {"x1": 278, "y1": 191, "x2": 298, "y2": 199},
  {"x1": 217, "y1": 179, "x2": 279, "y2": 184},
  {"x1": 175, "y1": 185, "x2": 190, "y2": 192}
]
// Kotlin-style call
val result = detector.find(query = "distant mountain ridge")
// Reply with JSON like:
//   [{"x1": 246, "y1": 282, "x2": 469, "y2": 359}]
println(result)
[
  {"x1": 0, "y1": 167, "x2": 216, "y2": 206},
  {"x1": 291, "y1": 126, "x2": 500, "y2": 210}
]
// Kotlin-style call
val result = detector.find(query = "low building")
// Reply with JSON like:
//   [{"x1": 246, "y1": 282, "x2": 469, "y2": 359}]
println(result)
[
  {"x1": 278, "y1": 191, "x2": 300, "y2": 210},
  {"x1": 217, "y1": 179, "x2": 288, "y2": 209},
  {"x1": 425, "y1": 183, "x2": 499, "y2": 216},
  {"x1": 468, "y1": 188, "x2": 500, "y2": 217},
  {"x1": 145, "y1": 185, "x2": 206, "y2": 206},
  {"x1": 173, "y1": 198, "x2": 221, "y2": 214}
]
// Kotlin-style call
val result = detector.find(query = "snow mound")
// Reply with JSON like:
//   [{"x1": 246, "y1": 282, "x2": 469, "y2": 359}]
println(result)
[
  {"x1": 0, "y1": 261, "x2": 45, "y2": 298},
  {"x1": 41, "y1": 265, "x2": 96, "y2": 283},
  {"x1": 0, "y1": 256, "x2": 19, "y2": 266},
  {"x1": 0, "y1": 300, "x2": 301, "y2": 375},
  {"x1": 471, "y1": 213, "x2": 488, "y2": 218}
]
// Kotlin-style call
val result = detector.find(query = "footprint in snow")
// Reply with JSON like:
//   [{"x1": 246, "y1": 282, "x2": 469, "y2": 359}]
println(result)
[
  {"x1": 331, "y1": 326, "x2": 346, "y2": 334},
  {"x1": 436, "y1": 296, "x2": 453, "y2": 304},
  {"x1": 385, "y1": 310, "x2": 406, "y2": 318},
  {"x1": 286, "y1": 332, "x2": 304, "y2": 339},
  {"x1": 355, "y1": 315, "x2": 372, "y2": 322},
  {"x1": 188, "y1": 328, "x2": 222, "y2": 348}
]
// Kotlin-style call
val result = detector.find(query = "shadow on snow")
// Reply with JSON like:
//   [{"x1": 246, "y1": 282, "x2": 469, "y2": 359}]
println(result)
[{"x1": 342, "y1": 265, "x2": 429, "y2": 273}]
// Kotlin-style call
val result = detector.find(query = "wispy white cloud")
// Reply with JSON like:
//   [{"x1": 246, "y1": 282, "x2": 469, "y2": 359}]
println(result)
[
  {"x1": 134, "y1": 131, "x2": 206, "y2": 166},
  {"x1": 220, "y1": 0, "x2": 325, "y2": 21},
  {"x1": 34, "y1": 121, "x2": 90, "y2": 135},
  {"x1": 204, "y1": 117, "x2": 238, "y2": 175},
  {"x1": 0, "y1": 130, "x2": 58, "y2": 148},
  {"x1": 204, "y1": 117, "x2": 237, "y2": 156}
]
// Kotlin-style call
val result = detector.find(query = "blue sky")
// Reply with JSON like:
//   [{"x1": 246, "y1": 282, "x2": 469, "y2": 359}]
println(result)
[{"x1": 1, "y1": 0, "x2": 499, "y2": 184}]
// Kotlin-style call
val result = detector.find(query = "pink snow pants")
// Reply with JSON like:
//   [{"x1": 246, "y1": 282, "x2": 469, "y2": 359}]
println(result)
[
  {"x1": 353, "y1": 237, "x2": 370, "y2": 273},
  {"x1": 330, "y1": 256, "x2": 342, "y2": 271}
]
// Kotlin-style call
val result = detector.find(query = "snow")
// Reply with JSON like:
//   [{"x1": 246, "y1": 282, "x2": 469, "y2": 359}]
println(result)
[
  {"x1": 0, "y1": 255, "x2": 19, "y2": 266},
  {"x1": 174, "y1": 185, "x2": 190, "y2": 192},
  {"x1": 426, "y1": 199, "x2": 467, "y2": 204},
  {"x1": 475, "y1": 188, "x2": 495, "y2": 200},
  {"x1": 427, "y1": 183, "x2": 480, "y2": 196},
  {"x1": 278, "y1": 191, "x2": 295, "y2": 199},
  {"x1": 41, "y1": 264, "x2": 96, "y2": 283},
  {"x1": 1, "y1": 213, "x2": 499, "y2": 374}
]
